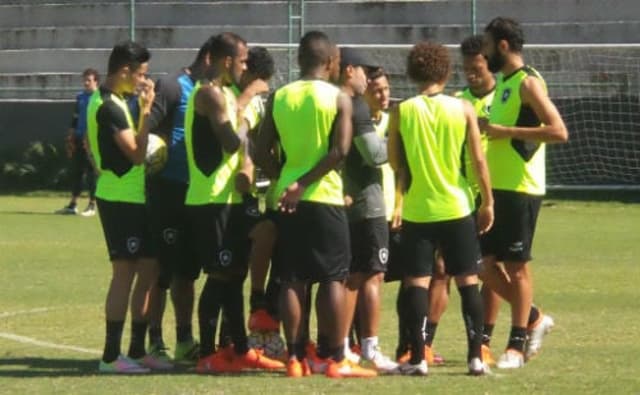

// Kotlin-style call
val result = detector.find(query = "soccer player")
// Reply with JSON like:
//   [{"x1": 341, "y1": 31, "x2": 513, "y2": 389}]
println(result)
[
  {"x1": 87, "y1": 41, "x2": 163, "y2": 373},
  {"x1": 144, "y1": 36, "x2": 222, "y2": 366},
  {"x1": 256, "y1": 31, "x2": 375, "y2": 378},
  {"x1": 56, "y1": 68, "x2": 99, "y2": 216},
  {"x1": 388, "y1": 41, "x2": 494, "y2": 376},
  {"x1": 338, "y1": 48, "x2": 398, "y2": 373},
  {"x1": 183, "y1": 32, "x2": 283, "y2": 373},
  {"x1": 479, "y1": 17, "x2": 567, "y2": 368}
]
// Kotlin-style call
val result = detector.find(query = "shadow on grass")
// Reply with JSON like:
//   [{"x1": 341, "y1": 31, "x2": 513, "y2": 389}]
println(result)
[
  {"x1": 0, "y1": 210, "x2": 58, "y2": 216},
  {"x1": 0, "y1": 357, "x2": 205, "y2": 377}
]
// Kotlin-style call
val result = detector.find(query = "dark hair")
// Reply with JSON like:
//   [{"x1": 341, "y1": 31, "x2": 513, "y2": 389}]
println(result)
[
  {"x1": 298, "y1": 31, "x2": 333, "y2": 73},
  {"x1": 107, "y1": 41, "x2": 150, "y2": 75},
  {"x1": 407, "y1": 41, "x2": 450, "y2": 84},
  {"x1": 247, "y1": 47, "x2": 275, "y2": 80},
  {"x1": 367, "y1": 67, "x2": 389, "y2": 82},
  {"x1": 460, "y1": 35, "x2": 484, "y2": 57},
  {"x1": 209, "y1": 32, "x2": 247, "y2": 62},
  {"x1": 485, "y1": 17, "x2": 524, "y2": 52},
  {"x1": 82, "y1": 68, "x2": 99, "y2": 81}
]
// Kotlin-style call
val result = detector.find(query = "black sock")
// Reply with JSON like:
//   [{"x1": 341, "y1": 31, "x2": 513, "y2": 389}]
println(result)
[
  {"x1": 250, "y1": 289, "x2": 267, "y2": 312},
  {"x1": 458, "y1": 284, "x2": 484, "y2": 361},
  {"x1": 127, "y1": 321, "x2": 148, "y2": 359},
  {"x1": 198, "y1": 277, "x2": 224, "y2": 357},
  {"x1": 395, "y1": 286, "x2": 410, "y2": 359},
  {"x1": 301, "y1": 288, "x2": 312, "y2": 344},
  {"x1": 405, "y1": 286, "x2": 429, "y2": 364},
  {"x1": 218, "y1": 311, "x2": 232, "y2": 348},
  {"x1": 223, "y1": 279, "x2": 249, "y2": 355},
  {"x1": 265, "y1": 276, "x2": 281, "y2": 319},
  {"x1": 507, "y1": 326, "x2": 528, "y2": 353},
  {"x1": 68, "y1": 201, "x2": 77, "y2": 209},
  {"x1": 176, "y1": 324, "x2": 193, "y2": 344},
  {"x1": 528, "y1": 305, "x2": 540, "y2": 328},
  {"x1": 102, "y1": 320, "x2": 124, "y2": 363},
  {"x1": 148, "y1": 325, "x2": 163, "y2": 347},
  {"x1": 330, "y1": 344, "x2": 345, "y2": 363},
  {"x1": 483, "y1": 323, "x2": 495, "y2": 346},
  {"x1": 425, "y1": 322, "x2": 438, "y2": 347},
  {"x1": 316, "y1": 334, "x2": 330, "y2": 359}
]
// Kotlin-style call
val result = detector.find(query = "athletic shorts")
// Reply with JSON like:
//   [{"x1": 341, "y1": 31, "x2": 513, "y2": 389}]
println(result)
[
  {"x1": 96, "y1": 198, "x2": 153, "y2": 261},
  {"x1": 186, "y1": 199, "x2": 261, "y2": 278},
  {"x1": 480, "y1": 189, "x2": 542, "y2": 262},
  {"x1": 349, "y1": 217, "x2": 389, "y2": 274},
  {"x1": 384, "y1": 224, "x2": 403, "y2": 283},
  {"x1": 147, "y1": 177, "x2": 199, "y2": 289},
  {"x1": 400, "y1": 215, "x2": 481, "y2": 277},
  {"x1": 275, "y1": 201, "x2": 351, "y2": 284}
]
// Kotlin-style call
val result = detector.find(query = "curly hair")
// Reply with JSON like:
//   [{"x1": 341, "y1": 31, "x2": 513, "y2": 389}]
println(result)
[
  {"x1": 406, "y1": 41, "x2": 450, "y2": 84},
  {"x1": 485, "y1": 17, "x2": 524, "y2": 52},
  {"x1": 460, "y1": 35, "x2": 484, "y2": 57},
  {"x1": 247, "y1": 47, "x2": 275, "y2": 80}
]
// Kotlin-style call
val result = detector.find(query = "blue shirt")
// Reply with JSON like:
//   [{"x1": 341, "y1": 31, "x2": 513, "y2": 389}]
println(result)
[{"x1": 72, "y1": 91, "x2": 93, "y2": 138}]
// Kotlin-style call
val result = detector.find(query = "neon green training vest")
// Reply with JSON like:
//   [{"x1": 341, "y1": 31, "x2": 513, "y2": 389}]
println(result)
[
  {"x1": 399, "y1": 94, "x2": 473, "y2": 223},
  {"x1": 456, "y1": 87, "x2": 494, "y2": 198},
  {"x1": 487, "y1": 66, "x2": 547, "y2": 195},
  {"x1": 374, "y1": 111, "x2": 395, "y2": 221},
  {"x1": 185, "y1": 82, "x2": 241, "y2": 205},
  {"x1": 87, "y1": 89, "x2": 145, "y2": 203},
  {"x1": 272, "y1": 79, "x2": 343, "y2": 206}
]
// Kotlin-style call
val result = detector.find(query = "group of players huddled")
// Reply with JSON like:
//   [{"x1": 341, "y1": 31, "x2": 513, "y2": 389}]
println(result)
[{"x1": 87, "y1": 16, "x2": 567, "y2": 377}]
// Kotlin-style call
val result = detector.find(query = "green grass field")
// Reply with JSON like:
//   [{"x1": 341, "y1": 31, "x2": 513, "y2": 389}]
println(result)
[{"x1": 1, "y1": 195, "x2": 639, "y2": 394}]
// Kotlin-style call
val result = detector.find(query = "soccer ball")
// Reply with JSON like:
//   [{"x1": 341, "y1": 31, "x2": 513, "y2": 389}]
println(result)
[
  {"x1": 145, "y1": 133, "x2": 168, "y2": 175},
  {"x1": 262, "y1": 331, "x2": 286, "y2": 360}
]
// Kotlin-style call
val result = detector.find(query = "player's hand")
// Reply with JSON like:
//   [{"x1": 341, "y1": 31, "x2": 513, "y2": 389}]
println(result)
[
  {"x1": 245, "y1": 78, "x2": 270, "y2": 97},
  {"x1": 344, "y1": 195, "x2": 353, "y2": 207},
  {"x1": 391, "y1": 205, "x2": 403, "y2": 230},
  {"x1": 483, "y1": 122, "x2": 509, "y2": 140},
  {"x1": 137, "y1": 78, "x2": 155, "y2": 114},
  {"x1": 278, "y1": 182, "x2": 305, "y2": 213},
  {"x1": 235, "y1": 171, "x2": 253, "y2": 194},
  {"x1": 65, "y1": 133, "x2": 75, "y2": 158},
  {"x1": 476, "y1": 204, "x2": 494, "y2": 235}
]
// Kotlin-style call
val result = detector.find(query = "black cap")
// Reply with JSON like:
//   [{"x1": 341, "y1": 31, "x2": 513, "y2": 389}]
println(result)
[{"x1": 339, "y1": 47, "x2": 378, "y2": 70}]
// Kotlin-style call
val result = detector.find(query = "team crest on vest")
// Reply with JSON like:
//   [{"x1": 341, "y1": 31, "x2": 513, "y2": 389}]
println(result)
[
  {"x1": 378, "y1": 248, "x2": 389, "y2": 265},
  {"x1": 163, "y1": 228, "x2": 178, "y2": 245},
  {"x1": 219, "y1": 249, "x2": 233, "y2": 267},
  {"x1": 501, "y1": 88, "x2": 511, "y2": 103},
  {"x1": 126, "y1": 237, "x2": 140, "y2": 254}
]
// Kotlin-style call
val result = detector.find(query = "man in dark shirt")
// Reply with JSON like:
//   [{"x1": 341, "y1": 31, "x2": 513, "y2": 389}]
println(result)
[{"x1": 56, "y1": 68, "x2": 99, "y2": 216}]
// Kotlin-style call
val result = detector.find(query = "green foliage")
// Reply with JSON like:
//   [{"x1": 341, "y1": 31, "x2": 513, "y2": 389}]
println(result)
[{"x1": 0, "y1": 141, "x2": 69, "y2": 191}]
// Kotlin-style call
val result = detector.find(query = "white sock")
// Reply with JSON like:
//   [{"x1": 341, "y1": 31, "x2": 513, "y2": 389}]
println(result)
[
  {"x1": 361, "y1": 336, "x2": 378, "y2": 360},
  {"x1": 343, "y1": 337, "x2": 351, "y2": 355}
]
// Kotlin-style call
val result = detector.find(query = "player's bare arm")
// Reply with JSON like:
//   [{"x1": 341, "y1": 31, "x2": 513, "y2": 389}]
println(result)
[
  {"x1": 279, "y1": 90, "x2": 353, "y2": 213},
  {"x1": 235, "y1": 120, "x2": 255, "y2": 193},
  {"x1": 387, "y1": 104, "x2": 407, "y2": 230},
  {"x1": 195, "y1": 83, "x2": 243, "y2": 153},
  {"x1": 481, "y1": 76, "x2": 568, "y2": 143},
  {"x1": 113, "y1": 77, "x2": 155, "y2": 165},
  {"x1": 464, "y1": 100, "x2": 494, "y2": 234}
]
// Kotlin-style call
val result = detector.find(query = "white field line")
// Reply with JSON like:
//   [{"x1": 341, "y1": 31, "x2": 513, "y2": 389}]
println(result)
[{"x1": 0, "y1": 306, "x2": 101, "y2": 355}]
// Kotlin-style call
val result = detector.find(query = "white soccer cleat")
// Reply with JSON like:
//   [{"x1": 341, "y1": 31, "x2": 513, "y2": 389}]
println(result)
[
  {"x1": 361, "y1": 348, "x2": 400, "y2": 374},
  {"x1": 398, "y1": 359, "x2": 428, "y2": 376},
  {"x1": 345, "y1": 346, "x2": 361, "y2": 364},
  {"x1": 98, "y1": 355, "x2": 150, "y2": 374},
  {"x1": 526, "y1": 314, "x2": 555, "y2": 360},
  {"x1": 496, "y1": 349, "x2": 525, "y2": 369},
  {"x1": 467, "y1": 357, "x2": 491, "y2": 376}
]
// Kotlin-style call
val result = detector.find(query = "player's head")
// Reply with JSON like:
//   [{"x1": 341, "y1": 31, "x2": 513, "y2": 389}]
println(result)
[
  {"x1": 365, "y1": 67, "x2": 390, "y2": 113},
  {"x1": 339, "y1": 47, "x2": 375, "y2": 96},
  {"x1": 298, "y1": 31, "x2": 336, "y2": 79},
  {"x1": 107, "y1": 40, "x2": 151, "y2": 95},
  {"x1": 239, "y1": 46, "x2": 275, "y2": 89},
  {"x1": 407, "y1": 41, "x2": 450, "y2": 86},
  {"x1": 207, "y1": 32, "x2": 248, "y2": 87},
  {"x1": 82, "y1": 68, "x2": 99, "y2": 92},
  {"x1": 483, "y1": 17, "x2": 524, "y2": 73},
  {"x1": 460, "y1": 35, "x2": 493, "y2": 91}
]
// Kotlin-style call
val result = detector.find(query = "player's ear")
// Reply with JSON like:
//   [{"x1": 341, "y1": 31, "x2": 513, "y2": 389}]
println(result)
[
  {"x1": 497, "y1": 39, "x2": 509, "y2": 54},
  {"x1": 224, "y1": 56, "x2": 232, "y2": 69}
]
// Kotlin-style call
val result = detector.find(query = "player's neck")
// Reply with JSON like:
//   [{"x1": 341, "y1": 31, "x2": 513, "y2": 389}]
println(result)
[
  {"x1": 500, "y1": 55, "x2": 525, "y2": 77},
  {"x1": 470, "y1": 79, "x2": 495, "y2": 98},
  {"x1": 419, "y1": 81, "x2": 446, "y2": 96},
  {"x1": 104, "y1": 77, "x2": 123, "y2": 96}
]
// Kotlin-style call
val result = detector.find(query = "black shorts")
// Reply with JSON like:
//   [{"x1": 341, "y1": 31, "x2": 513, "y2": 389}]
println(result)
[
  {"x1": 349, "y1": 217, "x2": 389, "y2": 274},
  {"x1": 186, "y1": 200, "x2": 261, "y2": 278},
  {"x1": 400, "y1": 215, "x2": 481, "y2": 277},
  {"x1": 96, "y1": 198, "x2": 152, "y2": 261},
  {"x1": 480, "y1": 190, "x2": 542, "y2": 262},
  {"x1": 147, "y1": 177, "x2": 199, "y2": 289},
  {"x1": 384, "y1": 224, "x2": 403, "y2": 283},
  {"x1": 275, "y1": 202, "x2": 350, "y2": 284}
]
